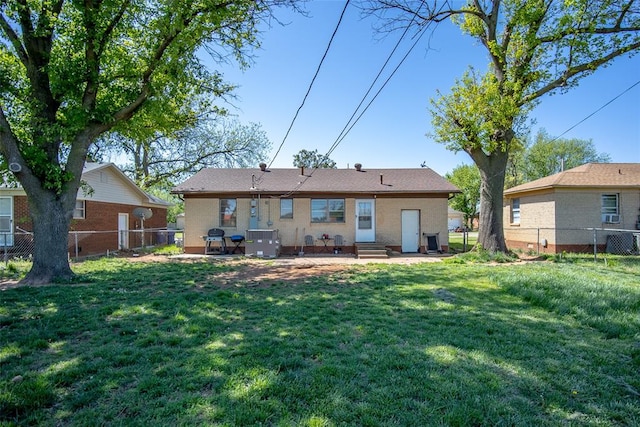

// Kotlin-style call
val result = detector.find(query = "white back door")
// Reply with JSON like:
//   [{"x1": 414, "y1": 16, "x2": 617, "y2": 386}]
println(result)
[
  {"x1": 0, "y1": 197, "x2": 13, "y2": 246},
  {"x1": 118, "y1": 213, "x2": 129, "y2": 249},
  {"x1": 401, "y1": 210, "x2": 420, "y2": 253},
  {"x1": 355, "y1": 199, "x2": 375, "y2": 242}
]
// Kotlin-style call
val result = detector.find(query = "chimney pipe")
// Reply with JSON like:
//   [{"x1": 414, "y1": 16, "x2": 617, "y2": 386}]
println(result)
[
  {"x1": 354, "y1": 163, "x2": 362, "y2": 172},
  {"x1": 259, "y1": 162, "x2": 267, "y2": 171}
]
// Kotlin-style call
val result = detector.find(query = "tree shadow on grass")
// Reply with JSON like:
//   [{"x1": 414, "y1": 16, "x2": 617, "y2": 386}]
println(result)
[{"x1": 0, "y1": 261, "x2": 638, "y2": 425}]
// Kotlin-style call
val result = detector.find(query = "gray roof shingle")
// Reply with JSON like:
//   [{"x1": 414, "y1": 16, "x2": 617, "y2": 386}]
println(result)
[
  {"x1": 504, "y1": 163, "x2": 640, "y2": 195},
  {"x1": 173, "y1": 167, "x2": 459, "y2": 195}
]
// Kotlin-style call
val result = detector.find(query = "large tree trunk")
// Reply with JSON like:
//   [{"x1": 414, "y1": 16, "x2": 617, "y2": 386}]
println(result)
[
  {"x1": 21, "y1": 190, "x2": 75, "y2": 285},
  {"x1": 469, "y1": 148, "x2": 509, "y2": 253}
]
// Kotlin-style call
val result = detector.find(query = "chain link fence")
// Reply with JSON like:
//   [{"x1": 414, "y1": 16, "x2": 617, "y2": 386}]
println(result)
[
  {"x1": 505, "y1": 227, "x2": 640, "y2": 259},
  {"x1": 0, "y1": 229, "x2": 35, "y2": 263},
  {"x1": 1, "y1": 228, "x2": 183, "y2": 264}
]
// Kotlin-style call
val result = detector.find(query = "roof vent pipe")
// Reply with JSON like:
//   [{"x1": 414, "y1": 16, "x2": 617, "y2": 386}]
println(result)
[
  {"x1": 354, "y1": 163, "x2": 362, "y2": 171},
  {"x1": 380, "y1": 174, "x2": 384, "y2": 185},
  {"x1": 300, "y1": 166, "x2": 304, "y2": 176},
  {"x1": 259, "y1": 162, "x2": 267, "y2": 171}
]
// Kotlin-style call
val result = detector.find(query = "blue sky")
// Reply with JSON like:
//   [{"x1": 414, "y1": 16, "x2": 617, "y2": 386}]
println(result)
[{"x1": 215, "y1": 1, "x2": 640, "y2": 176}]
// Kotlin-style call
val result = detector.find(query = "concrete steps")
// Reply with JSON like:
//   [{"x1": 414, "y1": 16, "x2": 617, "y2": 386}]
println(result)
[{"x1": 355, "y1": 243, "x2": 389, "y2": 259}]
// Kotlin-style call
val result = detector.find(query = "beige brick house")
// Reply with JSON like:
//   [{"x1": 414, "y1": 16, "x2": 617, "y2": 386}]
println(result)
[
  {"x1": 173, "y1": 163, "x2": 459, "y2": 255},
  {"x1": 503, "y1": 163, "x2": 640, "y2": 253},
  {"x1": 1, "y1": 163, "x2": 169, "y2": 257}
]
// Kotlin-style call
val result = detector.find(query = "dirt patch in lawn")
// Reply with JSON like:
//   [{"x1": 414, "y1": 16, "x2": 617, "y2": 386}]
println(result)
[
  {"x1": 117, "y1": 254, "x2": 358, "y2": 286},
  {"x1": 0, "y1": 253, "x2": 443, "y2": 290},
  {"x1": 209, "y1": 262, "x2": 354, "y2": 288}
]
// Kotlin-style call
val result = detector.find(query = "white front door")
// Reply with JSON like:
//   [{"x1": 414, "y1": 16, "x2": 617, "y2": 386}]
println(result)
[
  {"x1": 401, "y1": 210, "x2": 420, "y2": 253},
  {"x1": 0, "y1": 197, "x2": 13, "y2": 246},
  {"x1": 355, "y1": 199, "x2": 375, "y2": 242},
  {"x1": 118, "y1": 213, "x2": 129, "y2": 249}
]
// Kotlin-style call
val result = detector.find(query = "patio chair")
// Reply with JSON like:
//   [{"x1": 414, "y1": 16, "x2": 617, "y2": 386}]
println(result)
[
  {"x1": 304, "y1": 235, "x2": 315, "y2": 254},
  {"x1": 333, "y1": 234, "x2": 344, "y2": 254}
]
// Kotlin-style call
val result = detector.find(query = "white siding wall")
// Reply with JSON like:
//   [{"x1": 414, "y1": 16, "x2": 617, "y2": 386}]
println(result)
[{"x1": 78, "y1": 168, "x2": 142, "y2": 206}]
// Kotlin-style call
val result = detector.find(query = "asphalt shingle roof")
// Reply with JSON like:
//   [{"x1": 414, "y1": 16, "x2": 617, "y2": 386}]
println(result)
[
  {"x1": 504, "y1": 163, "x2": 640, "y2": 195},
  {"x1": 173, "y1": 167, "x2": 459, "y2": 195}
]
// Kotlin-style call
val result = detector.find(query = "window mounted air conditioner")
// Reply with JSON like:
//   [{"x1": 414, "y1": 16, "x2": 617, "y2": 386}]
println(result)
[{"x1": 602, "y1": 214, "x2": 620, "y2": 223}]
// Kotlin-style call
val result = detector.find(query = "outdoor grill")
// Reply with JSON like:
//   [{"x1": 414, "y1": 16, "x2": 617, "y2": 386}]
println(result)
[{"x1": 203, "y1": 228, "x2": 226, "y2": 254}]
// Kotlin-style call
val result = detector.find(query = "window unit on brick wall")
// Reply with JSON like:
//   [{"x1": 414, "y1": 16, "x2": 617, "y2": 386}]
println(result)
[
  {"x1": 601, "y1": 194, "x2": 620, "y2": 223},
  {"x1": 73, "y1": 200, "x2": 86, "y2": 219}
]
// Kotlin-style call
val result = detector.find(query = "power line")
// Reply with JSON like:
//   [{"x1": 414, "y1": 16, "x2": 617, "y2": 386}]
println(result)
[
  {"x1": 550, "y1": 79, "x2": 640, "y2": 142},
  {"x1": 327, "y1": 6, "x2": 424, "y2": 153},
  {"x1": 326, "y1": 24, "x2": 430, "y2": 159},
  {"x1": 280, "y1": 8, "x2": 433, "y2": 197},
  {"x1": 325, "y1": 0, "x2": 438, "y2": 159},
  {"x1": 267, "y1": 0, "x2": 351, "y2": 170}
]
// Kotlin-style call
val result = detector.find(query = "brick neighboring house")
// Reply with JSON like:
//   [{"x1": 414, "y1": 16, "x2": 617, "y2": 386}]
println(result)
[
  {"x1": 503, "y1": 163, "x2": 640, "y2": 253},
  {"x1": 1, "y1": 162, "x2": 169, "y2": 257},
  {"x1": 172, "y1": 163, "x2": 460, "y2": 255}
]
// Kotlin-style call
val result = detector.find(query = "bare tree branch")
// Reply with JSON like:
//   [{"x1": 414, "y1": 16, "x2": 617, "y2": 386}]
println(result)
[
  {"x1": 0, "y1": 12, "x2": 28, "y2": 64},
  {"x1": 97, "y1": 0, "x2": 131, "y2": 57},
  {"x1": 522, "y1": 40, "x2": 640, "y2": 104}
]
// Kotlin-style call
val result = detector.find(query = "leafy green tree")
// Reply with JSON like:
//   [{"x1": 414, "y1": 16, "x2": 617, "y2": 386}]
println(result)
[
  {"x1": 0, "y1": 0, "x2": 298, "y2": 284},
  {"x1": 95, "y1": 118, "x2": 272, "y2": 190},
  {"x1": 521, "y1": 129, "x2": 611, "y2": 182},
  {"x1": 504, "y1": 138, "x2": 528, "y2": 189},
  {"x1": 293, "y1": 149, "x2": 337, "y2": 169},
  {"x1": 367, "y1": 0, "x2": 640, "y2": 252},
  {"x1": 446, "y1": 164, "x2": 481, "y2": 230}
]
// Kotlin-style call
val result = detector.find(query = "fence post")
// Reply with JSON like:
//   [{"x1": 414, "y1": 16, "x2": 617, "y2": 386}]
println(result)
[
  {"x1": 463, "y1": 229, "x2": 467, "y2": 252},
  {"x1": 593, "y1": 228, "x2": 597, "y2": 262}
]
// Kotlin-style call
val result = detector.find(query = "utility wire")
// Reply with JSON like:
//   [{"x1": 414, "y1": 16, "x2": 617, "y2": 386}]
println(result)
[
  {"x1": 327, "y1": 9, "x2": 422, "y2": 152},
  {"x1": 280, "y1": 8, "x2": 433, "y2": 197},
  {"x1": 266, "y1": 0, "x2": 351, "y2": 170},
  {"x1": 326, "y1": 24, "x2": 430, "y2": 159},
  {"x1": 549, "y1": 79, "x2": 640, "y2": 142}
]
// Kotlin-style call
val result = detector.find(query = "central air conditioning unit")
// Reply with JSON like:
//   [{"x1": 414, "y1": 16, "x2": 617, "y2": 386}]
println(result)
[
  {"x1": 602, "y1": 214, "x2": 620, "y2": 224},
  {"x1": 245, "y1": 229, "x2": 280, "y2": 258}
]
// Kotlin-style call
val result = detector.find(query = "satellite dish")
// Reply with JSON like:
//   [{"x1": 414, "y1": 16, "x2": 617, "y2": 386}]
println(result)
[
  {"x1": 8, "y1": 163, "x2": 21, "y2": 173},
  {"x1": 133, "y1": 207, "x2": 153, "y2": 220}
]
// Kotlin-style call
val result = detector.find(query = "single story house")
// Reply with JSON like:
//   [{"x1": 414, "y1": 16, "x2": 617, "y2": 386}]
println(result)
[
  {"x1": 0, "y1": 162, "x2": 169, "y2": 257},
  {"x1": 503, "y1": 163, "x2": 640, "y2": 253},
  {"x1": 172, "y1": 163, "x2": 460, "y2": 255}
]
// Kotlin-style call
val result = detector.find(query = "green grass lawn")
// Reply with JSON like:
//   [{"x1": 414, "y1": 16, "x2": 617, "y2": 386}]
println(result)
[
  {"x1": 448, "y1": 231, "x2": 478, "y2": 253},
  {"x1": 1, "y1": 257, "x2": 639, "y2": 425}
]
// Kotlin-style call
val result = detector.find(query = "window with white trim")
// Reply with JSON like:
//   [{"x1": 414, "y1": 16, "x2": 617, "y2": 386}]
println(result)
[
  {"x1": 311, "y1": 199, "x2": 345, "y2": 223},
  {"x1": 280, "y1": 199, "x2": 293, "y2": 219},
  {"x1": 511, "y1": 198, "x2": 520, "y2": 224},
  {"x1": 220, "y1": 198, "x2": 237, "y2": 227},
  {"x1": 73, "y1": 200, "x2": 86, "y2": 219},
  {"x1": 601, "y1": 194, "x2": 620, "y2": 223}
]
